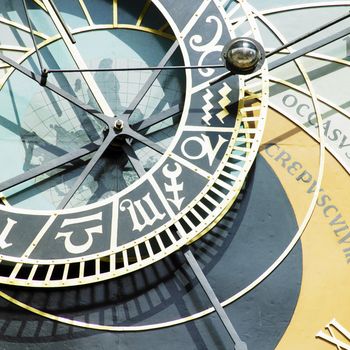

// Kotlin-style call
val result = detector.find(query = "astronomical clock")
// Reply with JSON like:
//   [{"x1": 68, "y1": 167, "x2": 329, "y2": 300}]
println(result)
[{"x1": 0, "y1": 0, "x2": 349, "y2": 349}]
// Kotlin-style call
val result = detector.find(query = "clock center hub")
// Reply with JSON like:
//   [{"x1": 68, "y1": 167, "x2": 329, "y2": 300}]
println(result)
[{"x1": 113, "y1": 119, "x2": 124, "y2": 132}]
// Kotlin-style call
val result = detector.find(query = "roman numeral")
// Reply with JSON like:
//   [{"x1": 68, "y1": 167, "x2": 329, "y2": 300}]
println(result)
[{"x1": 316, "y1": 319, "x2": 350, "y2": 349}]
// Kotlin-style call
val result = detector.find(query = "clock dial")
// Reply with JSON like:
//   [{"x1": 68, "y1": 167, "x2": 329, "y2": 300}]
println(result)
[
  {"x1": 0, "y1": 0, "x2": 268, "y2": 289},
  {"x1": 0, "y1": 1, "x2": 349, "y2": 350}
]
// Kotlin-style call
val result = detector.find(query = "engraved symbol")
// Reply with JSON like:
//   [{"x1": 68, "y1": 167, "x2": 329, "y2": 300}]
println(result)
[
  {"x1": 163, "y1": 163, "x2": 184, "y2": 211},
  {"x1": 189, "y1": 15, "x2": 223, "y2": 77},
  {"x1": 55, "y1": 213, "x2": 103, "y2": 254},
  {"x1": 202, "y1": 89, "x2": 214, "y2": 125},
  {"x1": 217, "y1": 83, "x2": 232, "y2": 123},
  {"x1": 181, "y1": 134, "x2": 228, "y2": 166},
  {"x1": 202, "y1": 83, "x2": 232, "y2": 125},
  {"x1": 120, "y1": 193, "x2": 166, "y2": 232},
  {"x1": 0, "y1": 218, "x2": 16, "y2": 250},
  {"x1": 316, "y1": 318, "x2": 350, "y2": 349}
]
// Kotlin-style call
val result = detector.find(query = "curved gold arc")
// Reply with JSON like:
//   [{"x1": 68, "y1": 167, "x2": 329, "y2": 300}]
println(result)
[
  {"x1": 73, "y1": 24, "x2": 175, "y2": 40},
  {"x1": 306, "y1": 51, "x2": 350, "y2": 68},
  {"x1": 110, "y1": 24, "x2": 174, "y2": 40},
  {"x1": 265, "y1": 48, "x2": 350, "y2": 72},
  {"x1": 221, "y1": 0, "x2": 327, "y2": 305},
  {"x1": 231, "y1": 1, "x2": 350, "y2": 21},
  {"x1": 0, "y1": 45, "x2": 30, "y2": 52},
  {"x1": 0, "y1": 290, "x2": 212, "y2": 332},
  {"x1": 266, "y1": 48, "x2": 350, "y2": 69}
]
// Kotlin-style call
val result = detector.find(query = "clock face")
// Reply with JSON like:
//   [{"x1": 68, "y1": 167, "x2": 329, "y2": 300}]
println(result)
[
  {"x1": 0, "y1": 0, "x2": 268, "y2": 288},
  {"x1": 0, "y1": 1, "x2": 349, "y2": 350}
]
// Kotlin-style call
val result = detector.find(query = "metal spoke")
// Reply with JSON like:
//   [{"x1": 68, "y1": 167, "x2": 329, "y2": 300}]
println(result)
[
  {"x1": 267, "y1": 26, "x2": 350, "y2": 72},
  {"x1": 123, "y1": 41, "x2": 179, "y2": 117},
  {"x1": 22, "y1": 0, "x2": 44, "y2": 72},
  {"x1": 121, "y1": 143, "x2": 146, "y2": 178},
  {"x1": 0, "y1": 114, "x2": 66, "y2": 157},
  {"x1": 0, "y1": 52, "x2": 110, "y2": 125},
  {"x1": 57, "y1": 133, "x2": 115, "y2": 209},
  {"x1": 48, "y1": 64, "x2": 225, "y2": 74},
  {"x1": 133, "y1": 104, "x2": 182, "y2": 131},
  {"x1": 0, "y1": 143, "x2": 98, "y2": 192},
  {"x1": 183, "y1": 247, "x2": 247, "y2": 350},
  {"x1": 127, "y1": 130, "x2": 166, "y2": 154}
]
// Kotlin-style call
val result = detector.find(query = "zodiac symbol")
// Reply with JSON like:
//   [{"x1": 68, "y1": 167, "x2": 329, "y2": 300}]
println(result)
[{"x1": 163, "y1": 163, "x2": 185, "y2": 211}]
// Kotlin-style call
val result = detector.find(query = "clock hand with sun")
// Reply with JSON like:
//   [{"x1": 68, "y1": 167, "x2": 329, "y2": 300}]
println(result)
[{"x1": 40, "y1": 11, "x2": 350, "y2": 84}]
